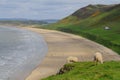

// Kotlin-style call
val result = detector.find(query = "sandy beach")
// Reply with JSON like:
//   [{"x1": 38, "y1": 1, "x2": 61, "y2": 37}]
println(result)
[{"x1": 23, "y1": 27, "x2": 120, "y2": 80}]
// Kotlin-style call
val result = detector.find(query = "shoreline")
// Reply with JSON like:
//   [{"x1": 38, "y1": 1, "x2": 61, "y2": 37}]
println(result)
[
  {"x1": 22, "y1": 27, "x2": 120, "y2": 80},
  {"x1": 0, "y1": 26, "x2": 48, "y2": 80}
]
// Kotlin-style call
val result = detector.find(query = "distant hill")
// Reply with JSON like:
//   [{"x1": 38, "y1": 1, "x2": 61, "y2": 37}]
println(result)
[
  {"x1": 42, "y1": 4, "x2": 120, "y2": 54},
  {"x1": 0, "y1": 18, "x2": 48, "y2": 25},
  {"x1": 42, "y1": 19, "x2": 59, "y2": 24}
]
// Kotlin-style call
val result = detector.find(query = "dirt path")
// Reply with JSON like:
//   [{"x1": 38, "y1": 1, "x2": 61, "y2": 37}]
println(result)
[{"x1": 23, "y1": 27, "x2": 120, "y2": 80}]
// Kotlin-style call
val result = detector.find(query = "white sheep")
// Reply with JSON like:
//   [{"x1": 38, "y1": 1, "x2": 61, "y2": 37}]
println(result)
[
  {"x1": 94, "y1": 52, "x2": 103, "y2": 64},
  {"x1": 67, "y1": 56, "x2": 78, "y2": 63}
]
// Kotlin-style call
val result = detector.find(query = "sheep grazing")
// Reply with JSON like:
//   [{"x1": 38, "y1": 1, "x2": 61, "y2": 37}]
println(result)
[
  {"x1": 67, "y1": 56, "x2": 78, "y2": 63},
  {"x1": 94, "y1": 52, "x2": 103, "y2": 64}
]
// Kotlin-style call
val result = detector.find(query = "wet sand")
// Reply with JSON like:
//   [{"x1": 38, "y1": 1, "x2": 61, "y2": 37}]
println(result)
[{"x1": 23, "y1": 27, "x2": 120, "y2": 80}]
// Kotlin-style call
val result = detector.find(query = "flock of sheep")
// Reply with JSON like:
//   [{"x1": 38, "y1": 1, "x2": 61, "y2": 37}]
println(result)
[
  {"x1": 58, "y1": 52, "x2": 103, "y2": 74},
  {"x1": 67, "y1": 52, "x2": 103, "y2": 64}
]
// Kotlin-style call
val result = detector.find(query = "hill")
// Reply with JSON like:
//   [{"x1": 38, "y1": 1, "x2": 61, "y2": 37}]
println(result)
[
  {"x1": 42, "y1": 19, "x2": 59, "y2": 24},
  {"x1": 0, "y1": 18, "x2": 48, "y2": 26},
  {"x1": 41, "y1": 4, "x2": 120, "y2": 54}
]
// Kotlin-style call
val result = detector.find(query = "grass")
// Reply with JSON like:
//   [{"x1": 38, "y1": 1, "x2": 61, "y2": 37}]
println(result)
[{"x1": 42, "y1": 61, "x2": 120, "y2": 80}]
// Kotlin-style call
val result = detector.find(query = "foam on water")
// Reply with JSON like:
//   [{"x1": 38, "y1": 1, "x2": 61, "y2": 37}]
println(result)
[{"x1": 0, "y1": 26, "x2": 48, "y2": 80}]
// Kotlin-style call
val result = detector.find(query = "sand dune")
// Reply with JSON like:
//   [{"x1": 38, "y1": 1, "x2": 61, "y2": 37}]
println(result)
[{"x1": 23, "y1": 27, "x2": 120, "y2": 80}]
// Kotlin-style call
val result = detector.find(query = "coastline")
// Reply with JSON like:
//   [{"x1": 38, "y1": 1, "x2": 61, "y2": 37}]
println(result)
[
  {"x1": 22, "y1": 27, "x2": 120, "y2": 80},
  {"x1": 0, "y1": 26, "x2": 48, "y2": 80}
]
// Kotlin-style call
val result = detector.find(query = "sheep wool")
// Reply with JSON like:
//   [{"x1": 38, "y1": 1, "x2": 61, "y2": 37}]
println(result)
[
  {"x1": 67, "y1": 56, "x2": 78, "y2": 63},
  {"x1": 94, "y1": 52, "x2": 103, "y2": 64}
]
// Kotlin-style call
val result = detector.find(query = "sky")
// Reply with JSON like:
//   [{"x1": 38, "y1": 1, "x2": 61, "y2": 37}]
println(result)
[{"x1": 0, "y1": 0, "x2": 120, "y2": 20}]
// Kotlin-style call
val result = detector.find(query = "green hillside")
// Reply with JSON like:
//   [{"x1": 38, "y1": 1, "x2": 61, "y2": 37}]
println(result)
[
  {"x1": 42, "y1": 61, "x2": 120, "y2": 80},
  {"x1": 41, "y1": 4, "x2": 120, "y2": 54}
]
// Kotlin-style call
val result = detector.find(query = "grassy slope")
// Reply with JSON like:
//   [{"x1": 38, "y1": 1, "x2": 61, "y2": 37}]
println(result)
[
  {"x1": 42, "y1": 61, "x2": 120, "y2": 80},
  {"x1": 41, "y1": 4, "x2": 120, "y2": 54}
]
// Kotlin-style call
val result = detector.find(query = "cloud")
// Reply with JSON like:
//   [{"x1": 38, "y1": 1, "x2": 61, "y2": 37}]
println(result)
[{"x1": 0, "y1": 0, "x2": 120, "y2": 19}]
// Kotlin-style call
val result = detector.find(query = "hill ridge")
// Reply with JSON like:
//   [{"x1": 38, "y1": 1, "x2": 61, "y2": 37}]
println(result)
[{"x1": 71, "y1": 4, "x2": 120, "y2": 19}]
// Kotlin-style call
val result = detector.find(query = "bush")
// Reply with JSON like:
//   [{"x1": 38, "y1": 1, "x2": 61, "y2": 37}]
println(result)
[{"x1": 57, "y1": 64, "x2": 75, "y2": 75}]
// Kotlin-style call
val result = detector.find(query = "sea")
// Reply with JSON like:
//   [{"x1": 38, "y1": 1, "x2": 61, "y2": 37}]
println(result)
[{"x1": 0, "y1": 26, "x2": 48, "y2": 80}]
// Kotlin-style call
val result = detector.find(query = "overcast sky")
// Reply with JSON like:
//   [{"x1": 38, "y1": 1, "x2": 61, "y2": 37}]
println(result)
[{"x1": 0, "y1": 0, "x2": 120, "y2": 20}]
